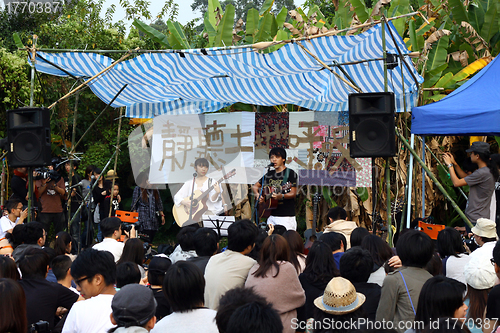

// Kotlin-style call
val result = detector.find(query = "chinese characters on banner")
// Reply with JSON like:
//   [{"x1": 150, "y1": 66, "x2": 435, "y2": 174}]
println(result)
[{"x1": 148, "y1": 112, "x2": 371, "y2": 187}]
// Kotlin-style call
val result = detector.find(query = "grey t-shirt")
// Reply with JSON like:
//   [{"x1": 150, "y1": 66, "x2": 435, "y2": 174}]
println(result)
[{"x1": 464, "y1": 166, "x2": 495, "y2": 224}]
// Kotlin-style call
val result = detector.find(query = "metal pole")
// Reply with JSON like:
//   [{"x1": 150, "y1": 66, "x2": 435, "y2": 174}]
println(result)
[
  {"x1": 27, "y1": 35, "x2": 38, "y2": 223},
  {"x1": 406, "y1": 134, "x2": 415, "y2": 228},
  {"x1": 422, "y1": 136, "x2": 426, "y2": 217},
  {"x1": 395, "y1": 130, "x2": 472, "y2": 228}
]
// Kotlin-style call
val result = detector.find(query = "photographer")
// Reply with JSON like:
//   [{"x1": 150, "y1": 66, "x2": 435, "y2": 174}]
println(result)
[
  {"x1": 92, "y1": 217, "x2": 135, "y2": 263},
  {"x1": 36, "y1": 165, "x2": 67, "y2": 238}
]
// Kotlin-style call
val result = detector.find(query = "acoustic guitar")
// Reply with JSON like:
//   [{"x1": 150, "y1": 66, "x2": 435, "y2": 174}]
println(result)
[
  {"x1": 257, "y1": 182, "x2": 292, "y2": 219},
  {"x1": 173, "y1": 169, "x2": 236, "y2": 227}
]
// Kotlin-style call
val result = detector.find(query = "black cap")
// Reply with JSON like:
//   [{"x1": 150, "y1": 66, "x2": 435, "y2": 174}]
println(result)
[
  {"x1": 111, "y1": 284, "x2": 157, "y2": 327},
  {"x1": 466, "y1": 141, "x2": 490, "y2": 154}
]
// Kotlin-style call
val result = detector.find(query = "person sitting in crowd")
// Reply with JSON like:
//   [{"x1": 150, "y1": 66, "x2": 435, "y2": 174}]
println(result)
[
  {"x1": 54, "y1": 231, "x2": 76, "y2": 260},
  {"x1": 484, "y1": 240, "x2": 500, "y2": 333},
  {"x1": 151, "y1": 261, "x2": 219, "y2": 333},
  {"x1": 340, "y1": 246, "x2": 381, "y2": 321},
  {"x1": 226, "y1": 299, "x2": 284, "y2": 333},
  {"x1": 283, "y1": 230, "x2": 307, "y2": 273},
  {"x1": 319, "y1": 231, "x2": 345, "y2": 268},
  {"x1": 169, "y1": 225, "x2": 198, "y2": 264},
  {"x1": 323, "y1": 206, "x2": 358, "y2": 249},
  {"x1": 311, "y1": 277, "x2": 366, "y2": 333},
  {"x1": 52, "y1": 255, "x2": 80, "y2": 295},
  {"x1": 244, "y1": 234, "x2": 305, "y2": 333},
  {"x1": 147, "y1": 256, "x2": 172, "y2": 320},
  {"x1": 361, "y1": 234, "x2": 398, "y2": 287},
  {"x1": 204, "y1": 219, "x2": 258, "y2": 309},
  {"x1": 248, "y1": 229, "x2": 269, "y2": 261},
  {"x1": 0, "y1": 255, "x2": 20, "y2": 280},
  {"x1": 18, "y1": 248, "x2": 79, "y2": 331},
  {"x1": 0, "y1": 278, "x2": 27, "y2": 333},
  {"x1": 376, "y1": 230, "x2": 434, "y2": 333},
  {"x1": 10, "y1": 222, "x2": 47, "y2": 263},
  {"x1": 92, "y1": 217, "x2": 135, "y2": 263},
  {"x1": 463, "y1": 241, "x2": 497, "y2": 333},
  {"x1": 109, "y1": 284, "x2": 157, "y2": 333},
  {"x1": 116, "y1": 262, "x2": 142, "y2": 288},
  {"x1": 187, "y1": 227, "x2": 219, "y2": 274},
  {"x1": 216, "y1": 287, "x2": 274, "y2": 333},
  {"x1": 62, "y1": 249, "x2": 117, "y2": 333},
  {"x1": 296, "y1": 240, "x2": 339, "y2": 330},
  {"x1": 117, "y1": 238, "x2": 146, "y2": 281},
  {"x1": 350, "y1": 227, "x2": 370, "y2": 248},
  {"x1": 0, "y1": 199, "x2": 28, "y2": 240},
  {"x1": 436, "y1": 227, "x2": 470, "y2": 284},
  {"x1": 406, "y1": 276, "x2": 468, "y2": 333}
]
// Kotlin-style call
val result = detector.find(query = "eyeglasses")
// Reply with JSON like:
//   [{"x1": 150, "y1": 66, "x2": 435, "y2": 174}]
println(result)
[
  {"x1": 74, "y1": 276, "x2": 91, "y2": 286},
  {"x1": 491, "y1": 258, "x2": 496, "y2": 266}
]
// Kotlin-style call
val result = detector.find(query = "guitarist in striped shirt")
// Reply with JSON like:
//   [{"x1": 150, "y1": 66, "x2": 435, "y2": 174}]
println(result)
[{"x1": 253, "y1": 147, "x2": 298, "y2": 230}]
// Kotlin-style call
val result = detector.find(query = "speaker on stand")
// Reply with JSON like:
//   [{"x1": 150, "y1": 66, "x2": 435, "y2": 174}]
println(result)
[
  {"x1": 6, "y1": 107, "x2": 52, "y2": 222},
  {"x1": 348, "y1": 92, "x2": 396, "y2": 236}
]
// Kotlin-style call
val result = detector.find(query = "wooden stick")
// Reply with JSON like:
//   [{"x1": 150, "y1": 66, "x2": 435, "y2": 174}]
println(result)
[{"x1": 109, "y1": 107, "x2": 124, "y2": 217}]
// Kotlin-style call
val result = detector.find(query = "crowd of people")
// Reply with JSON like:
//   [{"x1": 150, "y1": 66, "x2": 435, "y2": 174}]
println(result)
[{"x1": 1, "y1": 141, "x2": 500, "y2": 333}]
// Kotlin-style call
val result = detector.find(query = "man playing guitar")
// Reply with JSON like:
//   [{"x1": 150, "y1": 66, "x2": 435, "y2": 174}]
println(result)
[
  {"x1": 173, "y1": 158, "x2": 223, "y2": 225},
  {"x1": 253, "y1": 147, "x2": 298, "y2": 230}
]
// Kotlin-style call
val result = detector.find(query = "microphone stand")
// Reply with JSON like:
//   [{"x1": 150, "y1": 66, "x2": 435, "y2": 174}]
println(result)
[
  {"x1": 187, "y1": 172, "x2": 197, "y2": 226},
  {"x1": 254, "y1": 164, "x2": 273, "y2": 224}
]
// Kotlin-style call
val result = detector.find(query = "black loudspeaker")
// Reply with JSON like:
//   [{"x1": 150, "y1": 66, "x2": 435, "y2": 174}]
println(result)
[
  {"x1": 7, "y1": 107, "x2": 51, "y2": 167},
  {"x1": 349, "y1": 92, "x2": 396, "y2": 158}
]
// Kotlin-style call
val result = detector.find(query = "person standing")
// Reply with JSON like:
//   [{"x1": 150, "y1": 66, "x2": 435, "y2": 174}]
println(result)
[
  {"x1": 444, "y1": 141, "x2": 498, "y2": 226},
  {"x1": 36, "y1": 171, "x2": 67, "y2": 238},
  {"x1": 252, "y1": 147, "x2": 298, "y2": 231},
  {"x1": 131, "y1": 173, "x2": 165, "y2": 242}
]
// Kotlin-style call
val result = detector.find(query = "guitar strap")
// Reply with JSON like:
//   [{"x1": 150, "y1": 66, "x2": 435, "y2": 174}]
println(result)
[
  {"x1": 282, "y1": 168, "x2": 290, "y2": 185},
  {"x1": 208, "y1": 178, "x2": 212, "y2": 188}
]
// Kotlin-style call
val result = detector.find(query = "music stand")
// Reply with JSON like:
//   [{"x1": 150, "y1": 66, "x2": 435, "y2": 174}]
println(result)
[{"x1": 202, "y1": 215, "x2": 235, "y2": 238}]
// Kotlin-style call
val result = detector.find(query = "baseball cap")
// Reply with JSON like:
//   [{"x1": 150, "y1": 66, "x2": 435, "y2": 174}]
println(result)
[{"x1": 111, "y1": 284, "x2": 157, "y2": 327}]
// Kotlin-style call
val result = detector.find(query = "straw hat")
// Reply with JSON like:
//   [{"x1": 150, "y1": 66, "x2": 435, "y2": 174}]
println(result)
[
  {"x1": 313, "y1": 277, "x2": 366, "y2": 315},
  {"x1": 105, "y1": 170, "x2": 119, "y2": 180}
]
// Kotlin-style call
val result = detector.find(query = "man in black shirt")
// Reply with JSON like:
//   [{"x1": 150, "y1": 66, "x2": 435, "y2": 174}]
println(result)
[
  {"x1": 18, "y1": 247, "x2": 79, "y2": 330},
  {"x1": 252, "y1": 147, "x2": 298, "y2": 230}
]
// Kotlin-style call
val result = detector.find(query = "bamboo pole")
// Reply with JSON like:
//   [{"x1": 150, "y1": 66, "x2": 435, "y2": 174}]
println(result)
[
  {"x1": 395, "y1": 129, "x2": 473, "y2": 228},
  {"x1": 67, "y1": 91, "x2": 79, "y2": 228},
  {"x1": 48, "y1": 49, "x2": 136, "y2": 109},
  {"x1": 108, "y1": 107, "x2": 124, "y2": 217}
]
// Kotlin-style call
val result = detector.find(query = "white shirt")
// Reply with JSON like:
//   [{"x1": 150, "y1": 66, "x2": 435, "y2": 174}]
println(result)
[
  {"x1": 62, "y1": 294, "x2": 115, "y2": 333},
  {"x1": 151, "y1": 309, "x2": 219, "y2": 333},
  {"x1": 445, "y1": 253, "x2": 471, "y2": 285},
  {"x1": 93, "y1": 238, "x2": 124, "y2": 262},
  {"x1": 174, "y1": 178, "x2": 223, "y2": 215},
  {"x1": 0, "y1": 215, "x2": 17, "y2": 239}
]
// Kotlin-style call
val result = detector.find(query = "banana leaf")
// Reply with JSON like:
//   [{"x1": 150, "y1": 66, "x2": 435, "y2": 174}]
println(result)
[
  {"x1": 133, "y1": 19, "x2": 170, "y2": 47},
  {"x1": 259, "y1": 0, "x2": 275, "y2": 15},
  {"x1": 214, "y1": 4, "x2": 235, "y2": 47},
  {"x1": 480, "y1": 1, "x2": 499, "y2": 43},
  {"x1": 166, "y1": 20, "x2": 190, "y2": 49}
]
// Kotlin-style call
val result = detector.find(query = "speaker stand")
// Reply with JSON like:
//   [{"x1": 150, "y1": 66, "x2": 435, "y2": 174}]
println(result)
[
  {"x1": 371, "y1": 157, "x2": 377, "y2": 234},
  {"x1": 27, "y1": 167, "x2": 33, "y2": 222}
]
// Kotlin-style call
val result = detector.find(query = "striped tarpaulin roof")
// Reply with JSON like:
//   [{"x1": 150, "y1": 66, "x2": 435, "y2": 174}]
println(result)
[{"x1": 34, "y1": 22, "x2": 423, "y2": 118}]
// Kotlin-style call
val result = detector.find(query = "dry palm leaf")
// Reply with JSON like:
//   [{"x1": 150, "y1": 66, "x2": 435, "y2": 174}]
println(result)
[
  {"x1": 346, "y1": 14, "x2": 362, "y2": 36},
  {"x1": 284, "y1": 22, "x2": 302, "y2": 37},
  {"x1": 460, "y1": 21, "x2": 490, "y2": 57},
  {"x1": 234, "y1": 18, "x2": 244, "y2": 33},
  {"x1": 424, "y1": 29, "x2": 451, "y2": 50},
  {"x1": 289, "y1": 10, "x2": 303, "y2": 22},
  {"x1": 371, "y1": 0, "x2": 391, "y2": 17},
  {"x1": 306, "y1": 26, "x2": 319, "y2": 36},
  {"x1": 332, "y1": 0, "x2": 339, "y2": 11}
]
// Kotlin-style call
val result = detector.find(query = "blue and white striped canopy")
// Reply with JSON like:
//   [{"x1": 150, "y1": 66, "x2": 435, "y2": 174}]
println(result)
[{"x1": 34, "y1": 22, "x2": 422, "y2": 118}]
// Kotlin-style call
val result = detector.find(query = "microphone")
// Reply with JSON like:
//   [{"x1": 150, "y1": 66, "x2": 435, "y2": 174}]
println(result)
[
  {"x1": 69, "y1": 181, "x2": 84, "y2": 189},
  {"x1": 267, "y1": 163, "x2": 274, "y2": 167},
  {"x1": 193, "y1": 172, "x2": 198, "y2": 178}
]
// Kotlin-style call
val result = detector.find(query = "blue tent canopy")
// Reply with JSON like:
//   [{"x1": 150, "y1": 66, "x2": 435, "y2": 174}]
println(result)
[
  {"x1": 34, "y1": 23, "x2": 422, "y2": 118},
  {"x1": 412, "y1": 56, "x2": 500, "y2": 136}
]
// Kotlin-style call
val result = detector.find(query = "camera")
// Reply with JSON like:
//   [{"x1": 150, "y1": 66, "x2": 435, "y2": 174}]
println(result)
[
  {"x1": 29, "y1": 320, "x2": 50, "y2": 333},
  {"x1": 121, "y1": 223, "x2": 132, "y2": 234},
  {"x1": 34, "y1": 167, "x2": 62, "y2": 183}
]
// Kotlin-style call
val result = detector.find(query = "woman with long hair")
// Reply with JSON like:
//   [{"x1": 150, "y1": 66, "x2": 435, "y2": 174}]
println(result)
[
  {"x1": 245, "y1": 234, "x2": 305, "y2": 333},
  {"x1": 361, "y1": 234, "x2": 395, "y2": 286},
  {"x1": 410, "y1": 275, "x2": 468, "y2": 333},
  {"x1": 283, "y1": 230, "x2": 307, "y2": 273},
  {"x1": 131, "y1": 172, "x2": 164, "y2": 242},
  {"x1": 54, "y1": 231, "x2": 73, "y2": 257},
  {"x1": 117, "y1": 238, "x2": 146, "y2": 280},
  {"x1": 444, "y1": 141, "x2": 498, "y2": 225},
  {"x1": 437, "y1": 227, "x2": 470, "y2": 284},
  {"x1": 296, "y1": 240, "x2": 339, "y2": 330},
  {"x1": 0, "y1": 278, "x2": 27, "y2": 333},
  {"x1": 0, "y1": 256, "x2": 20, "y2": 280}
]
